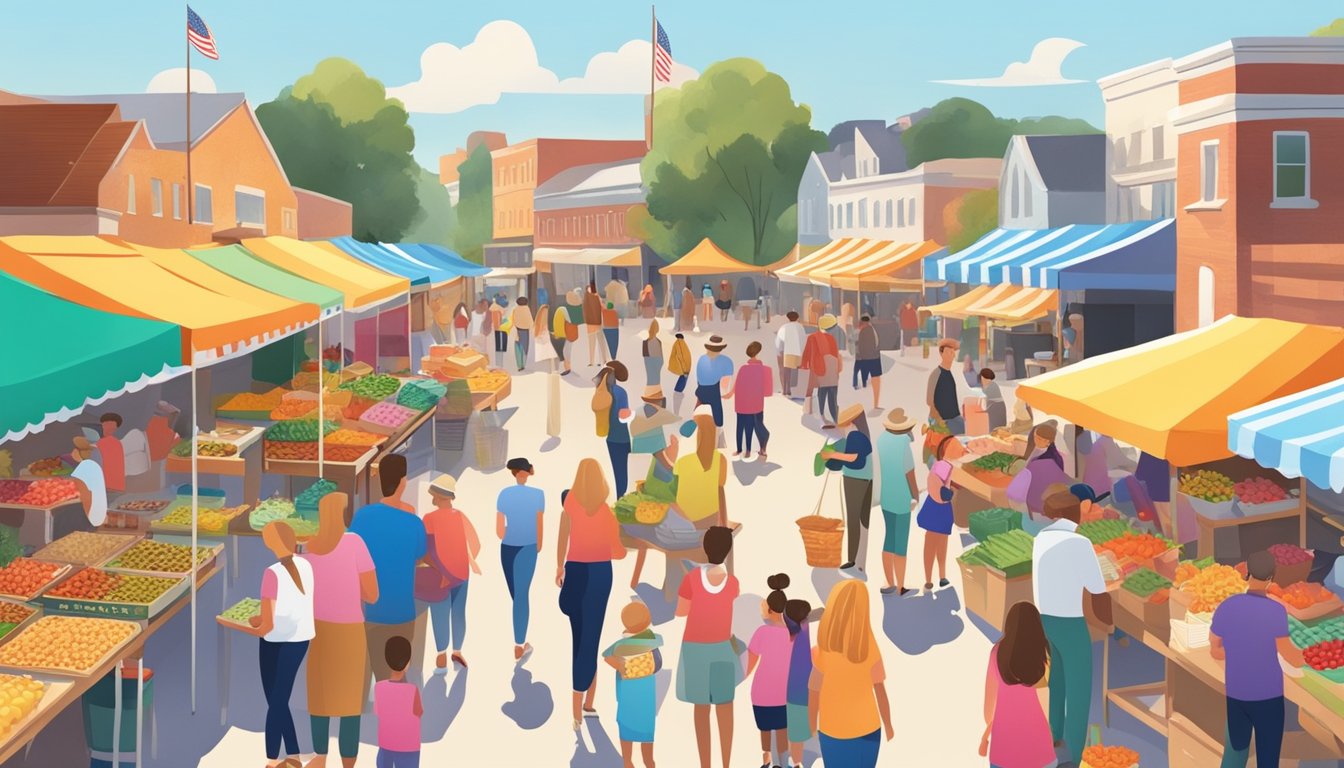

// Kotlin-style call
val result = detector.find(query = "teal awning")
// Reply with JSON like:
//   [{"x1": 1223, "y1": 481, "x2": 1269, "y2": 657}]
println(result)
[
  {"x1": 0, "y1": 272, "x2": 185, "y2": 443},
  {"x1": 186, "y1": 245, "x2": 343, "y2": 314}
]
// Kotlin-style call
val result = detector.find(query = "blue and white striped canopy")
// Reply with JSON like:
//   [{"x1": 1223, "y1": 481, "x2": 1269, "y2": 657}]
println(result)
[
  {"x1": 1229, "y1": 378, "x2": 1344, "y2": 492},
  {"x1": 925, "y1": 219, "x2": 1175, "y2": 291}
]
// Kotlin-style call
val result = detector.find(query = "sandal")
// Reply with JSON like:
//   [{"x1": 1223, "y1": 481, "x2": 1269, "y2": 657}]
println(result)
[
  {"x1": 451, "y1": 652, "x2": 468, "y2": 668},
  {"x1": 515, "y1": 643, "x2": 533, "y2": 661}
]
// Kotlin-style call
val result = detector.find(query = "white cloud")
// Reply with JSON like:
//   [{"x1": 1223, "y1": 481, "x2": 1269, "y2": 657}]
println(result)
[
  {"x1": 145, "y1": 68, "x2": 217, "y2": 93},
  {"x1": 933, "y1": 38, "x2": 1086, "y2": 87},
  {"x1": 388, "y1": 20, "x2": 699, "y2": 114}
]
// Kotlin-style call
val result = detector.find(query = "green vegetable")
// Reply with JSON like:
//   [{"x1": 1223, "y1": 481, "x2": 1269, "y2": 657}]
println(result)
[
  {"x1": 1077, "y1": 519, "x2": 1135, "y2": 546},
  {"x1": 250, "y1": 497, "x2": 296, "y2": 530},
  {"x1": 265, "y1": 419, "x2": 338, "y2": 443},
  {"x1": 1290, "y1": 615, "x2": 1344, "y2": 649},
  {"x1": 0, "y1": 524, "x2": 21, "y2": 569},
  {"x1": 968, "y1": 452, "x2": 1017, "y2": 473},
  {"x1": 1122, "y1": 567, "x2": 1172, "y2": 598},
  {"x1": 221, "y1": 597, "x2": 262, "y2": 624},
  {"x1": 968, "y1": 507, "x2": 1022, "y2": 541},
  {"x1": 961, "y1": 529, "x2": 1034, "y2": 576},
  {"x1": 339, "y1": 374, "x2": 402, "y2": 401},
  {"x1": 295, "y1": 479, "x2": 339, "y2": 510},
  {"x1": 615, "y1": 492, "x2": 667, "y2": 524}
]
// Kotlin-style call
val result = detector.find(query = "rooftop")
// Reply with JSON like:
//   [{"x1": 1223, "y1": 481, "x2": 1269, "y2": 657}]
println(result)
[
  {"x1": 0, "y1": 103, "x2": 138, "y2": 207},
  {"x1": 1022, "y1": 134, "x2": 1106, "y2": 192},
  {"x1": 39, "y1": 92, "x2": 247, "y2": 149}
]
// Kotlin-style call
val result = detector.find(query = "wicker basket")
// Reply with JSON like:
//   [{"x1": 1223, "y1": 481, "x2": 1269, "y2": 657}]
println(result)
[{"x1": 797, "y1": 515, "x2": 843, "y2": 568}]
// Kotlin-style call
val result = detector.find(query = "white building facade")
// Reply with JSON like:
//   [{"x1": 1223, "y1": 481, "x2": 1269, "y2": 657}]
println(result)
[
  {"x1": 1099, "y1": 59, "x2": 1179, "y2": 222},
  {"x1": 828, "y1": 158, "x2": 1001, "y2": 243}
]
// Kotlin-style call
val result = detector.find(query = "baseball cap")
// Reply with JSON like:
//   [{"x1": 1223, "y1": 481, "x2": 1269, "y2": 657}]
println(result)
[{"x1": 1069, "y1": 483, "x2": 1111, "y2": 504}]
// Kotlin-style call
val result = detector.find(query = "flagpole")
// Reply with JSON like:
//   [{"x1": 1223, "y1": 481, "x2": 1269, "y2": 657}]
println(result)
[
  {"x1": 186, "y1": 4, "x2": 193, "y2": 226},
  {"x1": 648, "y1": 6, "x2": 656, "y2": 151}
]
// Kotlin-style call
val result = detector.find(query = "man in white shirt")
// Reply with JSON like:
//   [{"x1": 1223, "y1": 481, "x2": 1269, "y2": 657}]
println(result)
[
  {"x1": 775, "y1": 311, "x2": 806, "y2": 399},
  {"x1": 1031, "y1": 485, "x2": 1112, "y2": 766}
]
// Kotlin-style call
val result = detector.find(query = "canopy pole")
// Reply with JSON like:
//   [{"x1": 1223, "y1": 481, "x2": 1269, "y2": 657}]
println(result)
[
  {"x1": 406, "y1": 291, "x2": 413, "y2": 373},
  {"x1": 190, "y1": 362, "x2": 198, "y2": 713},
  {"x1": 318, "y1": 321, "x2": 324, "y2": 476},
  {"x1": 1169, "y1": 465, "x2": 1179, "y2": 550}
]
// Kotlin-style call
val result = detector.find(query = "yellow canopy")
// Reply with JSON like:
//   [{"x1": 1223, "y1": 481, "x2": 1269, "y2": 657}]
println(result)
[
  {"x1": 970, "y1": 285, "x2": 1058, "y2": 323},
  {"x1": 1017, "y1": 316, "x2": 1344, "y2": 465},
  {"x1": 659, "y1": 239, "x2": 770, "y2": 276},
  {"x1": 242, "y1": 237, "x2": 410, "y2": 311},
  {"x1": 819, "y1": 240, "x2": 942, "y2": 290},
  {"x1": 0, "y1": 236, "x2": 318, "y2": 364},
  {"x1": 533, "y1": 246, "x2": 642, "y2": 268},
  {"x1": 920, "y1": 284, "x2": 997, "y2": 318},
  {"x1": 776, "y1": 238, "x2": 873, "y2": 284}
]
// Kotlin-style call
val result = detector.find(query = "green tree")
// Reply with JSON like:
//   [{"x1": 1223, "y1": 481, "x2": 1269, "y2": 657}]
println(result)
[
  {"x1": 1313, "y1": 19, "x2": 1344, "y2": 35},
  {"x1": 403, "y1": 167, "x2": 457, "y2": 247},
  {"x1": 257, "y1": 58, "x2": 420, "y2": 242},
  {"x1": 633, "y1": 59, "x2": 827, "y2": 265},
  {"x1": 453, "y1": 145, "x2": 493, "y2": 264},
  {"x1": 947, "y1": 188, "x2": 999, "y2": 253},
  {"x1": 902, "y1": 97, "x2": 1099, "y2": 167}
]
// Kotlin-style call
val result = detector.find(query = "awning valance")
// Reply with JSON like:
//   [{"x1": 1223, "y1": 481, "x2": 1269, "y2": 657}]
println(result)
[
  {"x1": 0, "y1": 270, "x2": 185, "y2": 444},
  {"x1": 1229, "y1": 378, "x2": 1344, "y2": 492},
  {"x1": 925, "y1": 219, "x2": 1175, "y2": 291},
  {"x1": 921, "y1": 284, "x2": 1056, "y2": 323},
  {"x1": 776, "y1": 238, "x2": 874, "y2": 284},
  {"x1": 816, "y1": 240, "x2": 944, "y2": 290},
  {"x1": 1017, "y1": 316, "x2": 1344, "y2": 466},
  {"x1": 0, "y1": 236, "x2": 318, "y2": 365},
  {"x1": 533, "y1": 246, "x2": 642, "y2": 268},
  {"x1": 187, "y1": 244, "x2": 344, "y2": 314},
  {"x1": 241, "y1": 237, "x2": 410, "y2": 312},
  {"x1": 659, "y1": 239, "x2": 772, "y2": 276}
]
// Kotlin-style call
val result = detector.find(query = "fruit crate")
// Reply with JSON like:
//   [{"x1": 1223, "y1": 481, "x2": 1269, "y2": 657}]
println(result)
[
  {"x1": 217, "y1": 598, "x2": 262, "y2": 631},
  {"x1": 103, "y1": 541, "x2": 223, "y2": 578},
  {"x1": 0, "y1": 601, "x2": 43, "y2": 647},
  {"x1": 0, "y1": 617, "x2": 141, "y2": 678},
  {"x1": 1275, "y1": 593, "x2": 1344, "y2": 622},
  {"x1": 149, "y1": 504, "x2": 248, "y2": 537},
  {"x1": 30, "y1": 531, "x2": 144, "y2": 567},
  {"x1": 39, "y1": 571, "x2": 188, "y2": 621},
  {"x1": 1233, "y1": 492, "x2": 1299, "y2": 519},
  {"x1": 1300, "y1": 667, "x2": 1344, "y2": 719},
  {"x1": 1177, "y1": 491, "x2": 1235, "y2": 521},
  {"x1": 0, "y1": 561, "x2": 72, "y2": 602}
]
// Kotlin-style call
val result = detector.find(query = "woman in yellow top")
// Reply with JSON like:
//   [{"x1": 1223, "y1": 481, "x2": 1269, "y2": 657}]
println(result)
[
  {"x1": 656, "y1": 408, "x2": 728, "y2": 529},
  {"x1": 550, "y1": 300, "x2": 573, "y2": 376},
  {"x1": 809, "y1": 580, "x2": 893, "y2": 768}
]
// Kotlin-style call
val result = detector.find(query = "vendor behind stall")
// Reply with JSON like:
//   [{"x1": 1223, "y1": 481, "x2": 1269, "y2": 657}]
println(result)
[
  {"x1": 1007, "y1": 422, "x2": 1071, "y2": 525},
  {"x1": 95, "y1": 412, "x2": 126, "y2": 492}
]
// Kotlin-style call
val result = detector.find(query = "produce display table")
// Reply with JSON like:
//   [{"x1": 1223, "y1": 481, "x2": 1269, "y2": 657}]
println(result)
[
  {"x1": 1185, "y1": 491, "x2": 1308, "y2": 561},
  {"x1": 0, "y1": 562, "x2": 222, "y2": 764},
  {"x1": 0, "y1": 497, "x2": 82, "y2": 544},
  {"x1": 164, "y1": 425, "x2": 265, "y2": 507}
]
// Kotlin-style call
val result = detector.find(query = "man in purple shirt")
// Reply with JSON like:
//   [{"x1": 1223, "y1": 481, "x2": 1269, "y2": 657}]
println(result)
[
  {"x1": 1210, "y1": 550, "x2": 1304, "y2": 768},
  {"x1": 726, "y1": 341, "x2": 773, "y2": 461}
]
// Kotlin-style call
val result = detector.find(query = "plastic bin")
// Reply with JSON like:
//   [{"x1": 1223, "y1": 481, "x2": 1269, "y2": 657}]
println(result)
[{"x1": 83, "y1": 668, "x2": 154, "y2": 754}]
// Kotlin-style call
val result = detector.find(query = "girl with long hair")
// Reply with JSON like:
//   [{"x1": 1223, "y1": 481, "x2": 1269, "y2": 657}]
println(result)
[
  {"x1": 809, "y1": 581, "x2": 893, "y2": 768},
  {"x1": 980, "y1": 601, "x2": 1055, "y2": 768},
  {"x1": 745, "y1": 574, "x2": 794, "y2": 768},
  {"x1": 783, "y1": 598, "x2": 814, "y2": 768},
  {"x1": 657, "y1": 410, "x2": 729, "y2": 529},
  {"x1": 916, "y1": 434, "x2": 957, "y2": 592}
]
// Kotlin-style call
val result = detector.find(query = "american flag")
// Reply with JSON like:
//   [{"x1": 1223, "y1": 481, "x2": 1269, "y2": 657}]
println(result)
[
  {"x1": 187, "y1": 7, "x2": 219, "y2": 60},
  {"x1": 654, "y1": 21, "x2": 672, "y2": 83}
]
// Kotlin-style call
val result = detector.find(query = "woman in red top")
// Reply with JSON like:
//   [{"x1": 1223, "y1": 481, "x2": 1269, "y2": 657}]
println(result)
[
  {"x1": 418, "y1": 475, "x2": 480, "y2": 672},
  {"x1": 556, "y1": 458, "x2": 626, "y2": 730},
  {"x1": 676, "y1": 526, "x2": 740, "y2": 768}
]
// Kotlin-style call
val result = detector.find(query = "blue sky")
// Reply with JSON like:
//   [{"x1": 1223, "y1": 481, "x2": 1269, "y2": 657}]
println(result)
[{"x1": 1, "y1": 1, "x2": 1338, "y2": 168}]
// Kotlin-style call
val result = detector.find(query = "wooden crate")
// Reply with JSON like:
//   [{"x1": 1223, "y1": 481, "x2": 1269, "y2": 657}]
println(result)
[
  {"x1": 959, "y1": 560, "x2": 987, "y2": 620},
  {"x1": 1168, "y1": 715, "x2": 1223, "y2": 767}
]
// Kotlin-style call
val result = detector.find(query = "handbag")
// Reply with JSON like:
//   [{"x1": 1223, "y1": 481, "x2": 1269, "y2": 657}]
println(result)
[
  {"x1": 565, "y1": 318, "x2": 579, "y2": 342},
  {"x1": 413, "y1": 533, "x2": 461, "y2": 603}
]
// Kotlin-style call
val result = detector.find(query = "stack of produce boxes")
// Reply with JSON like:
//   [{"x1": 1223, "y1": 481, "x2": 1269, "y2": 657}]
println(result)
[
  {"x1": 957, "y1": 529, "x2": 1034, "y2": 631},
  {"x1": 1290, "y1": 613, "x2": 1344, "y2": 716}
]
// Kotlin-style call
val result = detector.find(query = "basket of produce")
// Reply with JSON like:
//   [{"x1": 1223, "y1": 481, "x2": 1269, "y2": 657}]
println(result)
[
  {"x1": 796, "y1": 515, "x2": 843, "y2": 568},
  {"x1": 1077, "y1": 519, "x2": 1135, "y2": 547},
  {"x1": 1268, "y1": 581, "x2": 1343, "y2": 622},
  {"x1": 0, "y1": 480, "x2": 32, "y2": 505},
  {"x1": 105, "y1": 540, "x2": 220, "y2": 577},
  {"x1": 1233, "y1": 476, "x2": 1299, "y2": 518},
  {"x1": 0, "y1": 558, "x2": 70, "y2": 601},
  {"x1": 32, "y1": 532, "x2": 142, "y2": 567},
  {"x1": 218, "y1": 597, "x2": 262, "y2": 630},
  {"x1": 964, "y1": 451, "x2": 1018, "y2": 483},
  {"x1": 151, "y1": 504, "x2": 249, "y2": 536},
  {"x1": 169, "y1": 439, "x2": 237, "y2": 458},
  {"x1": 1290, "y1": 614, "x2": 1344, "y2": 649},
  {"x1": 0, "y1": 673, "x2": 47, "y2": 739},
  {"x1": 1080, "y1": 742, "x2": 1139, "y2": 768},
  {"x1": 0, "y1": 615, "x2": 139, "y2": 677},
  {"x1": 295, "y1": 479, "x2": 339, "y2": 519},
  {"x1": 614, "y1": 493, "x2": 671, "y2": 526},
  {"x1": 609, "y1": 646, "x2": 657, "y2": 680},
  {"x1": 358, "y1": 402, "x2": 420, "y2": 435},
  {"x1": 1174, "y1": 563, "x2": 1246, "y2": 615},
  {"x1": 1178, "y1": 469, "x2": 1236, "y2": 520},
  {"x1": 1098, "y1": 532, "x2": 1176, "y2": 575},
  {"x1": 215, "y1": 389, "x2": 286, "y2": 420},
  {"x1": 10, "y1": 478, "x2": 79, "y2": 508},
  {"x1": 270, "y1": 398, "x2": 318, "y2": 421},
  {"x1": 958, "y1": 529, "x2": 1034, "y2": 578},
  {"x1": 325, "y1": 428, "x2": 386, "y2": 449},
  {"x1": 42, "y1": 567, "x2": 187, "y2": 621},
  {"x1": 968, "y1": 507, "x2": 1022, "y2": 542},
  {"x1": 264, "y1": 419, "x2": 339, "y2": 443},
  {"x1": 1267, "y1": 543, "x2": 1314, "y2": 587},
  {"x1": 1122, "y1": 568, "x2": 1173, "y2": 600},
  {"x1": 0, "y1": 601, "x2": 40, "y2": 646},
  {"x1": 289, "y1": 371, "x2": 341, "y2": 392},
  {"x1": 264, "y1": 442, "x2": 371, "y2": 462},
  {"x1": 466, "y1": 369, "x2": 511, "y2": 394},
  {"x1": 339, "y1": 373, "x2": 403, "y2": 401},
  {"x1": 1172, "y1": 557, "x2": 1216, "y2": 587},
  {"x1": 1303, "y1": 640, "x2": 1344, "y2": 683},
  {"x1": 23, "y1": 457, "x2": 73, "y2": 477},
  {"x1": 110, "y1": 499, "x2": 170, "y2": 515},
  {"x1": 250, "y1": 497, "x2": 297, "y2": 531}
]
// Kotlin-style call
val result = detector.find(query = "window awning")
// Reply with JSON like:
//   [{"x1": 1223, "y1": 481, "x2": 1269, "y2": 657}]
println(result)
[
  {"x1": 187, "y1": 244, "x2": 344, "y2": 315},
  {"x1": 925, "y1": 219, "x2": 1175, "y2": 291},
  {"x1": 242, "y1": 237, "x2": 410, "y2": 312},
  {"x1": 1229, "y1": 378, "x2": 1344, "y2": 492},
  {"x1": 0, "y1": 270, "x2": 186, "y2": 444},
  {"x1": 533, "y1": 246, "x2": 643, "y2": 268},
  {"x1": 815, "y1": 240, "x2": 944, "y2": 290},
  {"x1": 1017, "y1": 316, "x2": 1344, "y2": 466},
  {"x1": 0, "y1": 236, "x2": 318, "y2": 365},
  {"x1": 921, "y1": 284, "x2": 1057, "y2": 323}
]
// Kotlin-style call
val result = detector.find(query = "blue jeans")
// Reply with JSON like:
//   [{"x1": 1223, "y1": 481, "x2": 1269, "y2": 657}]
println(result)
[
  {"x1": 674, "y1": 374, "x2": 688, "y2": 393},
  {"x1": 695, "y1": 384, "x2": 724, "y2": 426},
  {"x1": 419, "y1": 582, "x2": 469, "y2": 654},
  {"x1": 819, "y1": 728, "x2": 880, "y2": 768},
  {"x1": 816, "y1": 385, "x2": 838, "y2": 424},
  {"x1": 607, "y1": 440, "x2": 631, "y2": 498},
  {"x1": 514, "y1": 329, "x2": 529, "y2": 369},
  {"x1": 735, "y1": 412, "x2": 769, "y2": 453},
  {"x1": 559, "y1": 561, "x2": 613, "y2": 692},
  {"x1": 604, "y1": 328, "x2": 619, "y2": 359},
  {"x1": 501, "y1": 544, "x2": 538, "y2": 645},
  {"x1": 377, "y1": 749, "x2": 421, "y2": 768},
  {"x1": 259, "y1": 638, "x2": 308, "y2": 760},
  {"x1": 1221, "y1": 696, "x2": 1284, "y2": 768}
]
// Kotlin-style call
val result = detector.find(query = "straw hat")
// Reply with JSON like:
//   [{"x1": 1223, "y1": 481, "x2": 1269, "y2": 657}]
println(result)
[
  {"x1": 818, "y1": 314, "x2": 838, "y2": 331},
  {"x1": 704, "y1": 335, "x2": 727, "y2": 351},
  {"x1": 428, "y1": 475, "x2": 457, "y2": 497},
  {"x1": 836, "y1": 404, "x2": 865, "y2": 429},
  {"x1": 641, "y1": 386, "x2": 665, "y2": 402},
  {"x1": 883, "y1": 408, "x2": 917, "y2": 433}
]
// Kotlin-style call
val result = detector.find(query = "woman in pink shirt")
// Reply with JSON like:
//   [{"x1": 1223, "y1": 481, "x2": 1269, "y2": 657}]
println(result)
[
  {"x1": 725, "y1": 341, "x2": 773, "y2": 461},
  {"x1": 981, "y1": 602, "x2": 1055, "y2": 768},
  {"x1": 676, "y1": 526, "x2": 740, "y2": 768},
  {"x1": 303, "y1": 492, "x2": 378, "y2": 768}
]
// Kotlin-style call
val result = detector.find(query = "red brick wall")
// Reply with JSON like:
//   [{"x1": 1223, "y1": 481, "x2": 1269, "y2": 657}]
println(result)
[
  {"x1": 535, "y1": 203, "x2": 640, "y2": 248},
  {"x1": 295, "y1": 188, "x2": 353, "y2": 239}
]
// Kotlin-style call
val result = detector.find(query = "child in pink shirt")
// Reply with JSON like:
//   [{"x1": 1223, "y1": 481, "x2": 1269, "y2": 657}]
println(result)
[
  {"x1": 374, "y1": 636, "x2": 422, "y2": 768},
  {"x1": 745, "y1": 573, "x2": 794, "y2": 768},
  {"x1": 981, "y1": 602, "x2": 1056, "y2": 768}
]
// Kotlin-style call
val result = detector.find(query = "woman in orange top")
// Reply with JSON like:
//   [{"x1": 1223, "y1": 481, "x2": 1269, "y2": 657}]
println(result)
[
  {"x1": 809, "y1": 580, "x2": 893, "y2": 768},
  {"x1": 556, "y1": 458, "x2": 626, "y2": 730}
]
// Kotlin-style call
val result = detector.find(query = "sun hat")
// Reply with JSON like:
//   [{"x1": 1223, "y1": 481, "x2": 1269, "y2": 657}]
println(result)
[
  {"x1": 883, "y1": 408, "x2": 917, "y2": 433},
  {"x1": 836, "y1": 403, "x2": 865, "y2": 428},
  {"x1": 704, "y1": 335, "x2": 727, "y2": 351},
  {"x1": 818, "y1": 314, "x2": 837, "y2": 331},
  {"x1": 428, "y1": 475, "x2": 457, "y2": 497},
  {"x1": 641, "y1": 386, "x2": 664, "y2": 402}
]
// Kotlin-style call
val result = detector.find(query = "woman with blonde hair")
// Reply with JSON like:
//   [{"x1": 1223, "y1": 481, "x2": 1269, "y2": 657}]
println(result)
[
  {"x1": 302, "y1": 493, "x2": 378, "y2": 768},
  {"x1": 657, "y1": 408, "x2": 729, "y2": 530},
  {"x1": 556, "y1": 459, "x2": 626, "y2": 729},
  {"x1": 809, "y1": 581, "x2": 893, "y2": 768}
]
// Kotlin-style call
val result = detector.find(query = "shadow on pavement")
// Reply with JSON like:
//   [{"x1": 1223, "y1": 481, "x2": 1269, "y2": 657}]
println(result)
[
  {"x1": 810, "y1": 567, "x2": 846, "y2": 606},
  {"x1": 731, "y1": 458, "x2": 779, "y2": 486},
  {"x1": 501, "y1": 661, "x2": 553, "y2": 730},
  {"x1": 571, "y1": 717, "x2": 621, "y2": 767},
  {"x1": 882, "y1": 587, "x2": 965, "y2": 655},
  {"x1": 420, "y1": 667, "x2": 469, "y2": 742},
  {"x1": 632, "y1": 583, "x2": 677, "y2": 626},
  {"x1": 539, "y1": 436, "x2": 562, "y2": 453}
]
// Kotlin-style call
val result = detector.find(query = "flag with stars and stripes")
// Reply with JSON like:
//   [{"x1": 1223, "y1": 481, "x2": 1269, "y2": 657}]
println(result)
[
  {"x1": 187, "y1": 7, "x2": 218, "y2": 60},
  {"x1": 654, "y1": 21, "x2": 672, "y2": 82}
]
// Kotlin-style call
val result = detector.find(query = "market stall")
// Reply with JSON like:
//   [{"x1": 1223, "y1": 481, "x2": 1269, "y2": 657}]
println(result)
[{"x1": 658, "y1": 238, "x2": 783, "y2": 319}]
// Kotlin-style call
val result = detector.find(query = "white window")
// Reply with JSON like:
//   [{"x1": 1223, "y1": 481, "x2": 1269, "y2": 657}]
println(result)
[
  {"x1": 235, "y1": 187, "x2": 265, "y2": 227},
  {"x1": 194, "y1": 184, "x2": 213, "y2": 224},
  {"x1": 897, "y1": 198, "x2": 906, "y2": 227},
  {"x1": 1200, "y1": 141, "x2": 1219, "y2": 202},
  {"x1": 845, "y1": 202, "x2": 853, "y2": 228},
  {"x1": 907, "y1": 198, "x2": 916, "y2": 225},
  {"x1": 126, "y1": 175, "x2": 136, "y2": 214},
  {"x1": 1152, "y1": 126, "x2": 1165, "y2": 162},
  {"x1": 885, "y1": 200, "x2": 894, "y2": 227},
  {"x1": 1273, "y1": 131, "x2": 1311, "y2": 204},
  {"x1": 1197, "y1": 265, "x2": 1215, "y2": 328},
  {"x1": 1022, "y1": 172, "x2": 1033, "y2": 217},
  {"x1": 171, "y1": 183, "x2": 181, "y2": 220},
  {"x1": 1131, "y1": 131, "x2": 1145, "y2": 163},
  {"x1": 858, "y1": 198, "x2": 868, "y2": 227},
  {"x1": 829, "y1": 204, "x2": 836, "y2": 228},
  {"x1": 1011, "y1": 173, "x2": 1021, "y2": 218},
  {"x1": 150, "y1": 178, "x2": 163, "y2": 217},
  {"x1": 872, "y1": 201, "x2": 880, "y2": 228}
]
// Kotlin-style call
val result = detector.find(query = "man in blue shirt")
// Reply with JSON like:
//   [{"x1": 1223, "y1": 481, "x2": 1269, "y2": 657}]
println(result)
[
  {"x1": 497, "y1": 457, "x2": 545, "y2": 661},
  {"x1": 693, "y1": 335, "x2": 734, "y2": 427},
  {"x1": 349, "y1": 453, "x2": 427, "y2": 683}
]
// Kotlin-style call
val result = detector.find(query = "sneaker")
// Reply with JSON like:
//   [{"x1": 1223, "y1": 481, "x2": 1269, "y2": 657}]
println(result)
[
  {"x1": 879, "y1": 586, "x2": 898, "y2": 595},
  {"x1": 939, "y1": 578, "x2": 951, "y2": 588},
  {"x1": 900, "y1": 587, "x2": 916, "y2": 597},
  {"x1": 840, "y1": 562, "x2": 856, "y2": 571}
]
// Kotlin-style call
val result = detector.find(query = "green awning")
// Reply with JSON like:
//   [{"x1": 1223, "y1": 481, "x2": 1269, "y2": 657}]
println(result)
[
  {"x1": 0, "y1": 271, "x2": 185, "y2": 443},
  {"x1": 186, "y1": 244, "x2": 344, "y2": 314}
]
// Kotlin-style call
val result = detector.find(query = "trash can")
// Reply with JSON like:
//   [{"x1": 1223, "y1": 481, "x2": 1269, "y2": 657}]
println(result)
[{"x1": 83, "y1": 666, "x2": 153, "y2": 767}]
